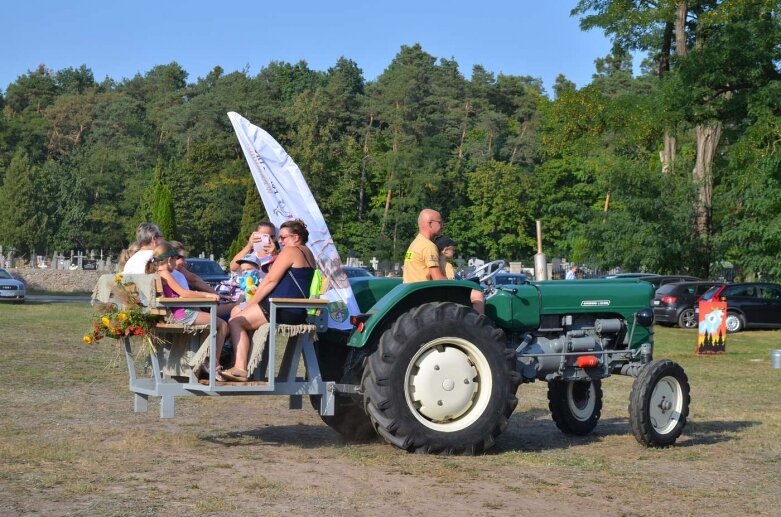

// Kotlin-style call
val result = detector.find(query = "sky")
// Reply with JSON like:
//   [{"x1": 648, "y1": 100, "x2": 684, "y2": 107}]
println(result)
[{"x1": 0, "y1": 1, "x2": 623, "y2": 96}]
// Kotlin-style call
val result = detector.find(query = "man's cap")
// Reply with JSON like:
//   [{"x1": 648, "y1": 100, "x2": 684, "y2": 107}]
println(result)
[
  {"x1": 433, "y1": 235, "x2": 456, "y2": 253},
  {"x1": 236, "y1": 253, "x2": 262, "y2": 268}
]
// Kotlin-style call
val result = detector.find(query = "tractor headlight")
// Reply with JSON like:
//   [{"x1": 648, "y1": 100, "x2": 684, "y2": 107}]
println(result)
[{"x1": 635, "y1": 308, "x2": 654, "y2": 327}]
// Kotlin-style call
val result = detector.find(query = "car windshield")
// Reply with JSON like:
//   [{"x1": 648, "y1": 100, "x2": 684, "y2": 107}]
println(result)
[
  {"x1": 0, "y1": 270, "x2": 10, "y2": 279},
  {"x1": 700, "y1": 285, "x2": 721, "y2": 301},
  {"x1": 655, "y1": 284, "x2": 679, "y2": 295},
  {"x1": 188, "y1": 261, "x2": 224, "y2": 275}
]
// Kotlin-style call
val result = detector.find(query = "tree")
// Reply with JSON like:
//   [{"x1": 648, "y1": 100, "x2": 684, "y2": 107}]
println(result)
[{"x1": 0, "y1": 151, "x2": 49, "y2": 254}]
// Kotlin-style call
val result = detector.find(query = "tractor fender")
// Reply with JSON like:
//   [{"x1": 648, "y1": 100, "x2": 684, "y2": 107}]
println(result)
[{"x1": 347, "y1": 280, "x2": 478, "y2": 348}]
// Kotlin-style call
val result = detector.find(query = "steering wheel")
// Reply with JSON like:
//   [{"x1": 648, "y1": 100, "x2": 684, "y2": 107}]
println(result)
[{"x1": 470, "y1": 260, "x2": 506, "y2": 285}]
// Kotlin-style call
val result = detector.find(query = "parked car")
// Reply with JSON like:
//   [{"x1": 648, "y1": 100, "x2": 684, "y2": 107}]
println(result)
[
  {"x1": 700, "y1": 282, "x2": 781, "y2": 332},
  {"x1": 0, "y1": 268, "x2": 25, "y2": 302},
  {"x1": 493, "y1": 272, "x2": 528, "y2": 286},
  {"x1": 653, "y1": 281, "x2": 723, "y2": 329},
  {"x1": 342, "y1": 266, "x2": 374, "y2": 279},
  {"x1": 185, "y1": 258, "x2": 229, "y2": 287},
  {"x1": 644, "y1": 275, "x2": 701, "y2": 291}
]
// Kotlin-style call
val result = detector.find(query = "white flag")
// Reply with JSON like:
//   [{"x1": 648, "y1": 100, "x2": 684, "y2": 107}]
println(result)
[{"x1": 228, "y1": 111, "x2": 359, "y2": 330}]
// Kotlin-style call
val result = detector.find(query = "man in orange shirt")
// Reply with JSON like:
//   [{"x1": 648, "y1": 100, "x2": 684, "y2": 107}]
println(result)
[{"x1": 402, "y1": 209, "x2": 447, "y2": 283}]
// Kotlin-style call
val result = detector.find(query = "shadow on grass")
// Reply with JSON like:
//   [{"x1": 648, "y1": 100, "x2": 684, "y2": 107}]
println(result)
[
  {"x1": 498, "y1": 410, "x2": 758, "y2": 451},
  {"x1": 675, "y1": 419, "x2": 759, "y2": 447},
  {"x1": 200, "y1": 410, "x2": 759, "y2": 453},
  {"x1": 202, "y1": 423, "x2": 379, "y2": 449}
]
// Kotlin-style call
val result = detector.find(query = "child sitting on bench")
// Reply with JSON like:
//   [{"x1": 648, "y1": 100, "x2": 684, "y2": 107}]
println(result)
[{"x1": 151, "y1": 241, "x2": 229, "y2": 380}]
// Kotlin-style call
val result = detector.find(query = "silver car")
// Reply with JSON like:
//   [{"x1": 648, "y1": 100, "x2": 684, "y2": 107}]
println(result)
[{"x1": 0, "y1": 268, "x2": 25, "y2": 302}]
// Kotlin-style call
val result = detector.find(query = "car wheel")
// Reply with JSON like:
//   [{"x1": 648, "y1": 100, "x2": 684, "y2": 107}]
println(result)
[
  {"x1": 725, "y1": 312, "x2": 744, "y2": 333},
  {"x1": 677, "y1": 308, "x2": 698, "y2": 329}
]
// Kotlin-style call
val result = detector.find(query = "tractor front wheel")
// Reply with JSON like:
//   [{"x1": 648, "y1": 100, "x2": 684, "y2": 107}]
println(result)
[
  {"x1": 629, "y1": 360, "x2": 690, "y2": 447},
  {"x1": 548, "y1": 379, "x2": 602, "y2": 435},
  {"x1": 362, "y1": 302, "x2": 519, "y2": 455}
]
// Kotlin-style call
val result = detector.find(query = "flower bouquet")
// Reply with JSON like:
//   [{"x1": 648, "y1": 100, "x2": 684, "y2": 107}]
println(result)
[{"x1": 83, "y1": 274, "x2": 161, "y2": 354}]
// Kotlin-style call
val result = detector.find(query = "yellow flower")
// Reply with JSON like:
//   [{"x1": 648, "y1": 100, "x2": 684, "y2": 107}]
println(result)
[
  {"x1": 117, "y1": 312, "x2": 129, "y2": 322},
  {"x1": 101, "y1": 316, "x2": 111, "y2": 327},
  {"x1": 114, "y1": 273, "x2": 123, "y2": 284},
  {"x1": 83, "y1": 335, "x2": 93, "y2": 344}
]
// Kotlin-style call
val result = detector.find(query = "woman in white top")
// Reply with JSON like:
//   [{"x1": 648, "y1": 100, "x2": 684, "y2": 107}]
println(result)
[{"x1": 122, "y1": 223, "x2": 163, "y2": 274}]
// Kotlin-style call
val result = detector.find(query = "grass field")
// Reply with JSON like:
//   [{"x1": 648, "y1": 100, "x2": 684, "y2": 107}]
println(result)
[{"x1": 1, "y1": 301, "x2": 779, "y2": 516}]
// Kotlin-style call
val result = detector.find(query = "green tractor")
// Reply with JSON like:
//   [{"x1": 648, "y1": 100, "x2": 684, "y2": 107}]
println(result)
[{"x1": 314, "y1": 261, "x2": 690, "y2": 454}]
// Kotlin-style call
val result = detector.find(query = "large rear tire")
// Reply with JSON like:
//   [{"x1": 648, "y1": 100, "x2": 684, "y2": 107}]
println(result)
[
  {"x1": 548, "y1": 379, "x2": 602, "y2": 435},
  {"x1": 362, "y1": 302, "x2": 519, "y2": 455},
  {"x1": 629, "y1": 360, "x2": 690, "y2": 447}
]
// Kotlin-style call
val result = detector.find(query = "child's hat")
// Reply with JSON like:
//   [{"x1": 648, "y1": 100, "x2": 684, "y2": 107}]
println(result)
[{"x1": 237, "y1": 253, "x2": 262, "y2": 268}]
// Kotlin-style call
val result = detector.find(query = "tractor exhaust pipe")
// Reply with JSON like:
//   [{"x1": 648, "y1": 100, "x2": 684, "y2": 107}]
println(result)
[{"x1": 534, "y1": 220, "x2": 548, "y2": 281}]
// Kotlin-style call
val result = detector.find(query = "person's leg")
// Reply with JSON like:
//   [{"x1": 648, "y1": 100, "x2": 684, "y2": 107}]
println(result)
[
  {"x1": 217, "y1": 302, "x2": 235, "y2": 320},
  {"x1": 192, "y1": 311, "x2": 228, "y2": 360},
  {"x1": 227, "y1": 304, "x2": 267, "y2": 373},
  {"x1": 470, "y1": 289, "x2": 485, "y2": 315}
]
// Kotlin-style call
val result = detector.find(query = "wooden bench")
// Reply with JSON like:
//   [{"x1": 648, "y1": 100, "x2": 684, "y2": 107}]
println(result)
[{"x1": 93, "y1": 274, "x2": 341, "y2": 418}]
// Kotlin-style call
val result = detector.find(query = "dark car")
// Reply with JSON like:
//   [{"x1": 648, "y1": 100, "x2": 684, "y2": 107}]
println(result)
[
  {"x1": 700, "y1": 282, "x2": 781, "y2": 332},
  {"x1": 644, "y1": 275, "x2": 701, "y2": 291},
  {"x1": 343, "y1": 267, "x2": 374, "y2": 279},
  {"x1": 653, "y1": 281, "x2": 723, "y2": 329},
  {"x1": 185, "y1": 258, "x2": 229, "y2": 286},
  {"x1": 494, "y1": 272, "x2": 528, "y2": 286}
]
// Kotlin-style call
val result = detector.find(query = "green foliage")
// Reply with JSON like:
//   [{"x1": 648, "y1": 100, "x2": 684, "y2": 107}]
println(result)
[
  {"x1": 0, "y1": 26, "x2": 777, "y2": 277},
  {"x1": 0, "y1": 151, "x2": 49, "y2": 254}
]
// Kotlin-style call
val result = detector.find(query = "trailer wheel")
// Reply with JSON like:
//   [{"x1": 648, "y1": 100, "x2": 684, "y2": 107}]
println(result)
[
  {"x1": 629, "y1": 360, "x2": 690, "y2": 447},
  {"x1": 548, "y1": 379, "x2": 602, "y2": 435},
  {"x1": 362, "y1": 302, "x2": 519, "y2": 455}
]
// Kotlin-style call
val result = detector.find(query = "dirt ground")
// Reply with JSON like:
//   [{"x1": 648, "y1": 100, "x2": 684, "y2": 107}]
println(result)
[{"x1": 1, "y1": 303, "x2": 780, "y2": 516}]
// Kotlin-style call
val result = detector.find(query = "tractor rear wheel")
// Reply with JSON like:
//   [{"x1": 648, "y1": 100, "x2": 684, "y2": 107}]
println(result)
[
  {"x1": 548, "y1": 379, "x2": 602, "y2": 435},
  {"x1": 629, "y1": 360, "x2": 690, "y2": 447},
  {"x1": 362, "y1": 302, "x2": 519, "y2": 455}
]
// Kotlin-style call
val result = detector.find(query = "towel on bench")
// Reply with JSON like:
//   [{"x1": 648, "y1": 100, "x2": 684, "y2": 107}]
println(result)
[{"x1": 189, "y1": 322, "x2": 318, "y2": 377}]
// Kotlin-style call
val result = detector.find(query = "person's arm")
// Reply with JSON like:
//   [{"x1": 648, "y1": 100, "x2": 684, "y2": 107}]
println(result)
[
  {"x1": 229, "y1": 238, "x2": 255, "y2": 272},
  {"x1": 429, "y1": 266, "x2": 447, "y2": 280},
  {"x1": 230, "y1": 233, "x2": 276, "y2": 272},
  {"x1": 246, "y1": 247, "x2": 295, "y2": 305},
  {"x1": 160, "y1": 269, "x2": 219, "y2": 301}
]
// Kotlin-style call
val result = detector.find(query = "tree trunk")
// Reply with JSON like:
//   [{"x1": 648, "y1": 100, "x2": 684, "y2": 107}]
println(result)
[
  {"x1": 693, "y1": 122, "x2": 722, "y2": 240},
  {"x1": 675, "y1": 1, "x2": 688, "y2": 57},
  {"x1": 660, "y1": 131, "x2": 676, "y2": 174},
  {"x1": 358, "y1": 113, "x2": 373, "y2": 221}
]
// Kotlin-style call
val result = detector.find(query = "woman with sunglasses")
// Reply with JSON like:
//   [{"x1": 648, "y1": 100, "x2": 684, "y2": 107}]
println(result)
[{"x1": 223, "y1": 219, "x2": 315, "y2": 382}]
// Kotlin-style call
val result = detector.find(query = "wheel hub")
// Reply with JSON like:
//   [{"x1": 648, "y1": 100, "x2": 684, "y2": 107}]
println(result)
[
  {"x1": 649, "y1": 376, "x2": 683, "y2": 434},
  {"x1": 408, "y1": 345, "x2": 478, "y2": 421}
]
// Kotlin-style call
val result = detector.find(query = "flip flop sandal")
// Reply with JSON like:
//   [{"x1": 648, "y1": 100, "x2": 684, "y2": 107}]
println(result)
[{"x1": 221, "y1": 368, "x2": 248, "y2": 382}]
